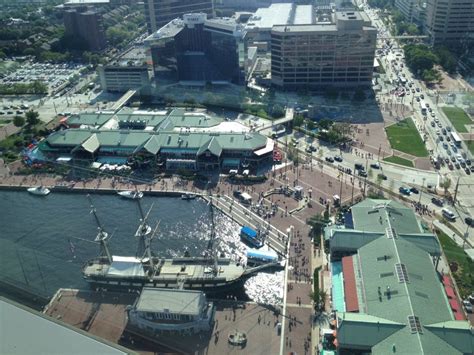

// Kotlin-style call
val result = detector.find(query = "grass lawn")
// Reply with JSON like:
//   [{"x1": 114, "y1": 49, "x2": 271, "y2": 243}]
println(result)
[
  {"x1": 385, "y1": 118, "x2": 428, "y2": 157},
  {"x1": 383, "y1": 155, "x2": 414, "y2": 167},
  {"x1": 441, "y1": 106, "x2": 472, "y2": 133},
  {"x1": 436, "y1": 230, "x2": 474, "y2": 299},
  {"x1": 467, "y1": 141, "x2": 474, "y2": 155}
]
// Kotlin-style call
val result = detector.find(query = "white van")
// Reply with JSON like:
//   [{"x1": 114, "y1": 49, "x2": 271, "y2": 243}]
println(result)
[{"x1": 442, "y1": 208, "x2": 456, "y2": 221}]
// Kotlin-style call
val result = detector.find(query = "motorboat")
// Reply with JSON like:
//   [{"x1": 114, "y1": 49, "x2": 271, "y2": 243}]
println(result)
[
  {"x1": 181, "y1": 193, "x2": 196, "y2": 200},
  {"x1": 27, "y1": 186, "x2": 50, "y2": 196},
  {"x1": 117, "y1": 190, "x2": 143, "y2": 199}
]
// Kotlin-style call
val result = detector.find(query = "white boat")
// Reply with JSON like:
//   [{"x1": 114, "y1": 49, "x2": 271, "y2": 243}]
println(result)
[
  {"x1": 27, "y1": 186, "x2": 51, "y2": 196},
  {"x1": 117, "y1": 190, "x2": 143, "y2": 199}
]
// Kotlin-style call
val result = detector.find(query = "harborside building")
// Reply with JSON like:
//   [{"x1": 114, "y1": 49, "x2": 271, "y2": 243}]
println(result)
[
  {"x1": 270, "y1": 10, "x2": 377, "y2": 89},
  {"x1": 324, "y1": 199, "x2": 474, "y2": 354},
  {"x1": 38, "y1": 108, "x2": 274, "y2": 173},
  {"x1": 127, "y1": 288, "x2": 215, "y2": 335}
]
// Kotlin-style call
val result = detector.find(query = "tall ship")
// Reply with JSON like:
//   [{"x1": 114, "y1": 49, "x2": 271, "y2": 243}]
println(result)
[{"x1": 81, "y1": 196, "x2": 276, "y2": 293}]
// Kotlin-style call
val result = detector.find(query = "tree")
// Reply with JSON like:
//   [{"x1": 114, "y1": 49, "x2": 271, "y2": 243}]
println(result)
[
  {"x1": 404, "y1": 44, "x2": 438, "y2": 74},
  {"x1": 422, "y1": 69, "x2": 441, "y2": 83},
  {"x1": 440, "y1": 177, "x2": 451, "y2": 196},
  {"x1": 293, "y1": 114, "x2": 305, "y2": 128},
  {"x1": 318, "y1": 119, "x2": 333, "y2": 130},
  {"x1": 25, "y1": 110, "x2": 40, "y2": 126},
  {"x1": 434, "y1": 46, "x2": 457, "y2": 73},
  {"x1": 13, "y1": 115, "x2": 25, "y2": 127}
]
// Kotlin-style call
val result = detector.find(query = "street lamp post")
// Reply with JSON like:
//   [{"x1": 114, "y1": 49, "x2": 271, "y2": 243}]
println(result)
[{"x1": 419, "y1": 177, "x2": 425, "y2": 204}]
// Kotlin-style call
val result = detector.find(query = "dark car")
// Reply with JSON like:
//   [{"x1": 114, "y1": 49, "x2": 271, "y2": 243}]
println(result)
[
  {"x1": 455, "y1": 163, "x2": 461, "y2": 169},
  {"x1": 465, "y1": 168, "x2": 471, "y2": 175},
  {"x1": 370, "y1": 162, "x2": 380, "y2": 169},
  {"x1": 432, "y1": 197, "x2": 444, "y2": 206},
  {"x1": 354, "y1": 163, "x2": 364, "y2": 171},
  {"x1": 466, "y1": 159, "x2": 471, "y2": 166},
  {"x1": 358, "y1": 170, "x2": 368, "y2": 177},
  {"x1": 378, "y1": 173, "x2": 388, "y2": 180},
  {"x1": 334, "y1": 156, "x2": 343, "y2": 162},
  {"x1": 399, "y1": 187, "x2": 411, "y2": 195},
  {"x1": 325, "y1": 156, "x2": 334, "y2": 163},
  {"x1": 465, "y1": 217, "x2": 474, "y2": 227},
  {"x1": 410, "y1": 187, "x2": 419, "y2": 194}
]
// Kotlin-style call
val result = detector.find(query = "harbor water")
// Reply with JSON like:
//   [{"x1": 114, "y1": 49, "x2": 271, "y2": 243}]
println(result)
[{"x1": 0, "y1": 190, "x2": 283, "y2": 305}]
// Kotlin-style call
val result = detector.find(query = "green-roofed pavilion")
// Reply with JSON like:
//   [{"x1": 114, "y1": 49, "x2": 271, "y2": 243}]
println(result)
[{"x1": 328, "y1": 199, "x2": 474, "y2": 355}]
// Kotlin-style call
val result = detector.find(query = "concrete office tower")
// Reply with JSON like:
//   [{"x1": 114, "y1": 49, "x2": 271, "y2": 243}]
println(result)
[
  {"x1": 143, "y1": 0, "x2": 214, "y2": 33},
  {"x1": 98, "y1": 61, "x2": 151, "y2": 94},
  {"x1": 63, "y1": 7, "x2": 106, "y2": 51},
  {"x1": 394, "y1": 0, "x2": 417, "y2": 21},
  {"x1": 271, "y1": 10, "x2": 377, "y2": 89},
  {"x1": 425, "y1": 0, "x2": 474, "y2": 47}
]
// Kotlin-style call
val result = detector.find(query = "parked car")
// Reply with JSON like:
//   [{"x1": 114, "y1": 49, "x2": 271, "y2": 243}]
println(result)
[
  {"x1": 334, "y1": 156, "x2": 343, "y2": 162},
  {"x1": 465, "y1": 217, "x2": 474, "y2": 227},
  {"x1": 325, "y1": 156, "x2": 334, "y2": 163},
  {"x1": 410, "y1": 187, "x2": 419, "y2": 194},
  {"x1": 432, "y1": 197, "x2": 444, "y2": 206},
  {"x1": 370, "y1": 162, "x2": 380, "y2": 169},
  {"x1": 378, "y1": 173, "x2": 387, "y2": 180},
  {"x1": 399, "y1": 187, "x2": 411, "y2": 195},
  {"x1": 358, "y1": 170, "x2": 368, "y2": 177}
]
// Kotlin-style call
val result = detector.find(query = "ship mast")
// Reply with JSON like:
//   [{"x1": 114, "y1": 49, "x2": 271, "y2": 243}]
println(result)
[
  {"x1": 206, "y1": 196, "x2": 219, "y2": 275},
  {"x1": 135, "y1": 201, "x2": 154, "y2": 258},
  {"x1": 87, "y1": 195, "x2": 112, "y2": 264}
]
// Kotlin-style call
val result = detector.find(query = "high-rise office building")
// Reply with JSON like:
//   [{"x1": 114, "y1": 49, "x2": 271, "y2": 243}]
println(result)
[
  {"x1": 143, "y1": 0, "x2": 214, "y2": 34},
  {"x1": 145, "y1": 13, "x2": 245, "y2": 84},
  {"x1": 394, "y1": 0, "x2": 416, "y2": 21},
  {"x1": 271, "y1": 10, "x2": 377, "y2": 89},
  {"x1": 425, "y1": 0, "x2": 474, "y2": 47},
  {"x1": 63, "y1": 7, "x2": 106, "y2": 51}
]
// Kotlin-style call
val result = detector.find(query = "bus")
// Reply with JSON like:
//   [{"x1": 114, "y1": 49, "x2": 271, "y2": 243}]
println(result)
[
  {"x1": 420, "y1": 102, "x2": 427, "y2": 115},
  {"x1": 450, "y1": 131, "x2": 462, "y2": 147}
]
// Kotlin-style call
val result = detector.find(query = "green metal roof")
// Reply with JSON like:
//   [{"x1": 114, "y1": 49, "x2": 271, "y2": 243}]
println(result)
[
  {"x1": 337, "y1": 313, "x2": 404, "y2": 349},
  {"x1": 44, "y1": 130, "x2": 268, "y2": 154},
  {"x1": 425, "y1": 322, "x2": 474, "y2": 354},
  {"x1": 67, "y1": 113, "x2": 114, "y2": 127},
  {"x1": 351, "y1": 199, "x2": 423, "y2": 234}
]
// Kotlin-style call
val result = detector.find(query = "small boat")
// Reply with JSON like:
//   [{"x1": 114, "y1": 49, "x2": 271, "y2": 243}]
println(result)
[
  {"x1": 181, "y1": 193, "x2": 196, "y2": 200},
  {"x1": 240, "y1": 226, "x2": 263, "y2": 248},
  {"x1": 27, "y1": 186, "x2": 50, "y2": 196},
  {"x1": 117, "y1": 190, "x2": 143, "y2": 199}
]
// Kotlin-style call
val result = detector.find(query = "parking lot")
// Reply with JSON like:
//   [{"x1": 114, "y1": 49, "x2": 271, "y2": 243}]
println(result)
[{"x1": 0, "y1": 61, "x2": 87, "y2": 105}]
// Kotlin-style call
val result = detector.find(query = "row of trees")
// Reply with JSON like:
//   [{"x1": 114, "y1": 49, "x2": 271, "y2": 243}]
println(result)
[
  {"x1": 13, "y1": 110, "x2": 40, "y2": 127},
  {"x1": 404, "y1": 44, "x2": 457, "y2": 83},
  {"x1": 0, "y1": 81, "x2": 47, "y2": 95}
]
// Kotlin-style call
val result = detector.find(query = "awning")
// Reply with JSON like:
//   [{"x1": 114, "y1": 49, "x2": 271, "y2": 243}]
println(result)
[
  {"x1": 442, "y1": 275, "x2": 453, "y2": 286},
  {"x1": 445, "y1": 286, "x2": 455, "y2": 299},
  {"x1": 449, "y1": 298, "x2": 460, "y2": 311},
  {"x1": 254, "y1": 138, "x2": 274, "y2": 156},
  {"x1": 453, "y1": 310, "x2": 466, "y2": 321},
  {"x1": 342, "y1": 255, "x2": 359, "y2": 312}
]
